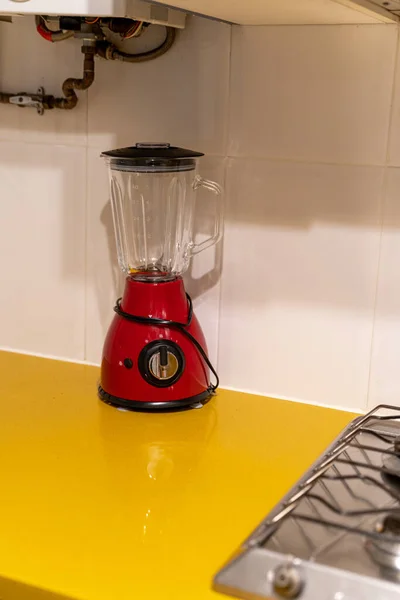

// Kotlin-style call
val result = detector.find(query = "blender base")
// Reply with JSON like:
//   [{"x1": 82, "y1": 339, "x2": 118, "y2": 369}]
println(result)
[
  {"x1": 98, "y1": 385, "x2": 212, "y2": 411},
  {"x1": 99, "y1": 277, "x2": 218, "y2": 411}
]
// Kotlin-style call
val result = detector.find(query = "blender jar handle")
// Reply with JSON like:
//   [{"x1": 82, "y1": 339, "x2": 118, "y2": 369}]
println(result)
[{"x1": 190, "y1": 175, "x2": 223, "y2": 256}]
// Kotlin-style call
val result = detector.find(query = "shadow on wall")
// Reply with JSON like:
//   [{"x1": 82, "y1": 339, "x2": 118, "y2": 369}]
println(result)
[
  {"x1": 226, "y1": 158, "x2": 388, "y2": 228},
  {"x1": 0, "y1": 13, "x2": 229, "y2": 361},
  {"x1": 223, "y1": 157, "x2": 388, "y2": 312},
  {"x1": 2, "y1": 13, "x2": 391, "y2": 360}
]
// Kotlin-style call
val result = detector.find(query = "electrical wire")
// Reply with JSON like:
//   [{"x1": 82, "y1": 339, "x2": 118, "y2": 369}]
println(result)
[
  {"x1": 86, "y1": 17, "x2": 100, "y2": 24},
  {"x1": 114, "y1": 294, "x2": 219, "y2": 393},
  {"x1": 35, "y1": 15, "x2": 74, "y2": 42},
  {"x1": 124, "y1": 21, "x2": 143, "y2": 39}
]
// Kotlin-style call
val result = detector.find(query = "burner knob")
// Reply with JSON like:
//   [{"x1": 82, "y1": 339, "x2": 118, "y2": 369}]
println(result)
[{"x1": 272, "y1": 565, "x2": 303, "y2": 599}]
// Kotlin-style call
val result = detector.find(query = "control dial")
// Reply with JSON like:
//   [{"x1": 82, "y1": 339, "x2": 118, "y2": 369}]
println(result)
[
  {"x1": 272, "y1": 565, "x2": 303, "y2": 599},
  {"x1": 149, "y1": 346, "x2": 179, "y2": 380},
  {"x1": 138, "y1": 340, "x2": 185, "y2": 388}
]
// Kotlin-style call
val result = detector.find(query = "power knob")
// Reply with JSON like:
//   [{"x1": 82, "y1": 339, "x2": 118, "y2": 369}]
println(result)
[
  {"x1": 149, "y1": 345, "x2": 179, "y2": 380},
  {"x1": 272, "y1": 565, "x2": 303, "y2": 599},
  {"x1": 138, "y1": 340, "x2": 185, "y2": 388}
]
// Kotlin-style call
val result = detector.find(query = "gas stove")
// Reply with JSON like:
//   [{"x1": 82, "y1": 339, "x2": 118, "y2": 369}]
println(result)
[{"x1": 214, "y1": 405, "x2": 400, "y2": 600}]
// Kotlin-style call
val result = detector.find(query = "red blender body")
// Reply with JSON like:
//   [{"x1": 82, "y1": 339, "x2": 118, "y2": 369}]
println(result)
[
  {"x1": 98, "y1": 143, "x2": 223, "y2": 410},
  {"x1": 100, "y1": 278, "x2": 211, "y2": 409}
]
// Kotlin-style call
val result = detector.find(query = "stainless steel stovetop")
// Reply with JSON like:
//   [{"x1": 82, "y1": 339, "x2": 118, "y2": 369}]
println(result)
[{"x1": 214, "y1": 405, "x2": 400, "y2": 600}]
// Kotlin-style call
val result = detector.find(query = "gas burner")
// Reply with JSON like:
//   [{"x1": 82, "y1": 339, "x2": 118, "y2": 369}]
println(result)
[
  {"x1": 214, "y1": 405, "x2": 400, "y2": 600},
  {"x1": 366, "y1": 511, "x2": 400, "y2": 573}
]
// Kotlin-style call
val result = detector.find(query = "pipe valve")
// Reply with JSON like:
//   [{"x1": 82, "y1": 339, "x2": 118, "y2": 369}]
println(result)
[{"x1": 9, "y1": 87, "x2": 46, "y2": 115}]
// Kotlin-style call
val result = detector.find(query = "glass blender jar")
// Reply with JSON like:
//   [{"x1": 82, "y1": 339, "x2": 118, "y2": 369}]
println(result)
[
  {"x1": 98, "y1": 143, "x2": 223, "y2": 411},
  {"x1": 102, "y1": 142, "x2": 222, "y2": 282}
]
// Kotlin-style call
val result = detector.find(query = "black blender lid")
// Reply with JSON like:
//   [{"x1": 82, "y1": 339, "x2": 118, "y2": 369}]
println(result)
[{"x1": 101, "y1": 143, "x2": 204, "y2": 160}]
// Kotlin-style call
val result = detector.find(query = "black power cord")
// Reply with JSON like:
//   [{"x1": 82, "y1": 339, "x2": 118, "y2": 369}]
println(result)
[{"x1": 114, "y1": 293, "x2": 219, "y2": 394}]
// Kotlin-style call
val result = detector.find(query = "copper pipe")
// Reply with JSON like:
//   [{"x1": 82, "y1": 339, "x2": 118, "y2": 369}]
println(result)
[
  {"x1": 0, "y1": 93, "x2": 13, "y2": 104},
  {"x1": 48, "y1": 47, "x2": 95, "y2": 110},
  {"x1": 0, "y1": 23, "x2": 176, "y2": 112}
]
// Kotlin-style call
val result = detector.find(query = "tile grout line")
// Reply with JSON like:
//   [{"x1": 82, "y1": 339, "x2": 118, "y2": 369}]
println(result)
[
  {"x1": 366, "y1": 171, "x2": 389, "y2": 410},
  {"x1": 365, "y1": 23, "x2": 400, "y2": 411},
  {"x1": 224, "y1": 24, "x2": 234, "y2": 163},
  {"x1": 0, "y1": 346, "x2": 100, "y2": 368},
  {"x1": 0, "y1": 347, "x2": 363, "y2": 413},
  {"x1": 215, "y1": 156, "x2": 229, "y2": 373},
  {"x1": 83, "y1": 90, "x2": 90, "y2": 362},
  {"x1": 224, "y1": 154, "x2": 393, "y2": 169},
  {"x1": 222, "y1": 385, "x2": 364, "y2": 414},
  {"x1": 215, "y1": 24, "x2": 233, "y2": 373},
  {"x1": 0, "y1": 139, "x2": 398, "y2": 171}
]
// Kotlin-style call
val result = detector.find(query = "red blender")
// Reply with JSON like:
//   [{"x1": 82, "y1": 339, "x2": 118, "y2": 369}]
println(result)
[{"x1": 98, "y1": 143, "x2": 223, "y2": 410}]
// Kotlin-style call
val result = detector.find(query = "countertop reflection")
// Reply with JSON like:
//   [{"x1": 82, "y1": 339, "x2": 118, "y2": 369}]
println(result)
[{"x1": 0, "y1": 350, "x2": 356, "y2": 600}]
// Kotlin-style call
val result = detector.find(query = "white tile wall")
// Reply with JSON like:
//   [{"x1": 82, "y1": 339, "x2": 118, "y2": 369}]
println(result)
[
  {"x1": 0, "y1": 141, "x2": 86, "y2": 359},
  {"x1": 88, "y1": 17, "x2": 231, "y2": 154},
  {"x1": 388, "y1": 43, "x2": 400, "y2": 166},
  {"x1": 85, "y1": 147, "x2": 123, "y2": 365},
  {"x1": 0, "y1": 17, "x2": 87, "y2": 146},
  {"x1": 229, "y1": 25, "x2": 397, "y2": 165},
  {"x1": 2, "y1": 14, "x2": 400, "y2": 412},
  {"x1": 368, "y1": 168, "x2": 400, "y2": 408},
  {"x1": 219, "y1": 158, "x2": 383, "y2": 410},
  {"x1": 0, "y1": 15, "x2": 230, "y2": 370}
]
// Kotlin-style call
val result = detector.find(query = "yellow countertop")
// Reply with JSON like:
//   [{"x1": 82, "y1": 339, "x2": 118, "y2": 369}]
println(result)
[{"x1": 0, "y1": 350, "x2": 358, "y2": 600}]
